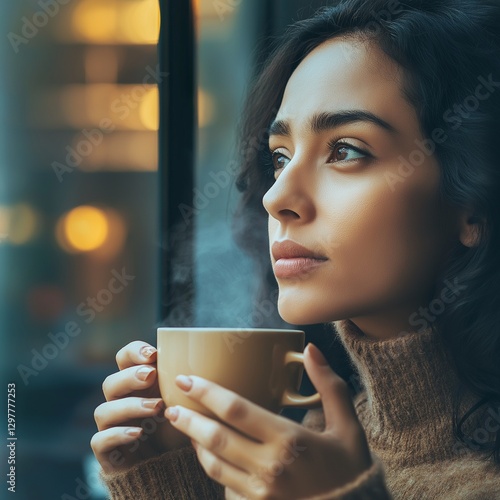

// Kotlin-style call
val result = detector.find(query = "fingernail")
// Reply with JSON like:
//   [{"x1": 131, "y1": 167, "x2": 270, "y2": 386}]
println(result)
[
  {"x1": 142, "y1": 399, "x2": 164, "y2": 410},
  {"x1": 165, "y1": 406, "x2": 179, "y2": 422},
  {"x1": 176, "y1": 375, "x2": 193, "y2": 391},
  {"x1": 125, "y1": 427, "x2": 142, "y2": 437},
  {"x1": 141, "y1": 346, "x2": 156, "y2": 359},
  {"x1": 307, "y1": 343, "x2": 329, "y2": 366},
  {"x1": 136, "y1": 366, "x2": 155, "y2": 381}
]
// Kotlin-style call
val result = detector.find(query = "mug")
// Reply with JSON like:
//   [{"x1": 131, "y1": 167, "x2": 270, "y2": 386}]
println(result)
[{"x1": 157, "y1": 327, "x2": 321, "y2": 418}]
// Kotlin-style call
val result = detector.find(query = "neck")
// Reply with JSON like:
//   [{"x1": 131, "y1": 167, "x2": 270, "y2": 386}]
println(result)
[{"x1": 349, "y1": 308, "x2": 431, "y2": 341}]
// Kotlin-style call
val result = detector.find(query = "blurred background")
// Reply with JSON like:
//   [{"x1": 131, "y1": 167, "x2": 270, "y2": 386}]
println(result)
[{"x1": 0, "y1": 1, "x2": 343, "y2": 498}]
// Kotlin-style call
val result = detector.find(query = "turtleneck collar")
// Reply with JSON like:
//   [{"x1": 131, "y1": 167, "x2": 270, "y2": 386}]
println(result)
[{"x1": 333, "y1": 319, "x2": 477, "y2": 465}]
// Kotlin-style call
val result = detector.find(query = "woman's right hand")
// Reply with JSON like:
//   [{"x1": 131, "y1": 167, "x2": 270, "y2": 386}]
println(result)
[{"x1": 90, "y1": 341, "x2": 190, "y2": 473}]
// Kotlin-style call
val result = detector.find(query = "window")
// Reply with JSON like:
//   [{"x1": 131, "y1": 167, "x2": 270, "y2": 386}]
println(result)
[{"x1": 2, "y1": 2, "x2": 159, "y2": 497}]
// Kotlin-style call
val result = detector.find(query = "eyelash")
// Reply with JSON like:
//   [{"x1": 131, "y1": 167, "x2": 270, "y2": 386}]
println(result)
[
  {"x1": 327, "y1": 139, "x2": 370, "y2": 160},
  {"x1": 265, "y1": 139, "x2": 371, "y2": 178}
]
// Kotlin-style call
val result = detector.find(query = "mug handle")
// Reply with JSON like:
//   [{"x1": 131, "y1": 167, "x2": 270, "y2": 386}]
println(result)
[{"x1": 280, "y1": 351, "x2": 322, "y2": 408}]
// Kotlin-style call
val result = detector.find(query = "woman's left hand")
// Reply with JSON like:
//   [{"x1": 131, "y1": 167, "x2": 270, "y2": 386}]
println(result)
[{"x1": 164, "y1": 343, "x2": 372, "y2": 499}]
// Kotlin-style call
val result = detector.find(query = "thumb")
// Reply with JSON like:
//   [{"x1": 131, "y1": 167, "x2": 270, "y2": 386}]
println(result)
[{"x1": 304, "y1": 343, "x2": 359, "y2": 434}]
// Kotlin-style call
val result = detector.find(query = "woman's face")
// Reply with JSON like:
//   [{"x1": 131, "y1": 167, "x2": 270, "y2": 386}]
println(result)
[{"x1": 263, "y1": 37, "x2": 461, "y2": 339}]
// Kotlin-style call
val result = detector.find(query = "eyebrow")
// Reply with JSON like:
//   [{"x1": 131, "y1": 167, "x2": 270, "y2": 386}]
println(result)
[{"x1": 268, "y1": 110, "x2": 399, "y2": 138}]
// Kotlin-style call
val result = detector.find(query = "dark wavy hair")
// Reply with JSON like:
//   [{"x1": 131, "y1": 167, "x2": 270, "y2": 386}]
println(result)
[{"x1": 233, "y1": 0, "x2": 500, "y2": 462}]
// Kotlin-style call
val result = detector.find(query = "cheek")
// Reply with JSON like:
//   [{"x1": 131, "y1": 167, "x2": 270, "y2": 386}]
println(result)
[{"x1": 319, "y1": 166, "x2": 453, "y2": 307}]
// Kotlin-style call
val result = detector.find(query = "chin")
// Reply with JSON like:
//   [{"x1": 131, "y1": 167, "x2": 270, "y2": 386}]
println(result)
[
  {"x1": 277, "y1": 296, "x2": 333, "y2": 325},
  {"x1": 278, "y1": 309, "x2": 311, "y2": 325},
  {"x1": 276, "y1": 286, "x2": 359, "y2": 325}
]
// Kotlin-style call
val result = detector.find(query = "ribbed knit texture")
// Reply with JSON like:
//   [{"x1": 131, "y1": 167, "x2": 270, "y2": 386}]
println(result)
[
  {"x1": 101, "y1": 320, "x2": 500, "y2": 499},
  {"x1": 102, "y1": 445, "x2": 224, "y2": 499},
  {"x1": 336, "y1": 319, "x2": 462, "y2": 466},
  {"x1": 334, "y1": 319, "x2": 499, "y2": 499}
]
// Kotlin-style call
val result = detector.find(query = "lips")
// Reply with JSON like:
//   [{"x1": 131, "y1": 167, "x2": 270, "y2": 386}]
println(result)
[{"x1": 271, "y1": 240, "x2": 327, "y2": 278}]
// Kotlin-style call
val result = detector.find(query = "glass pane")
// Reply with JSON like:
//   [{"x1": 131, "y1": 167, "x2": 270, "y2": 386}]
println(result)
[
  {"x1": 193, "y1": 0, "x2": 264, "y2": 328},
  {"x1": 191, "y1": 0, "x2": 335, "y2": 329}
]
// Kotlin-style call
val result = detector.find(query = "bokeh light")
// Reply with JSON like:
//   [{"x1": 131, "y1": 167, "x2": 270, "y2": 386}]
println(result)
[
  {"x1": 71, "y1": 0, "x2": 160, "y2": 45},
  {"x1": 0, "y1": 204, "x2": 41, "y2": 245},
  {"x1": 60, "y1": 205, "x2": 109, "y2": 252},
  {"x1": 72, "y1": 1, "x2": 118, "y2": 44},
  {"x1": 117, "y1": 1, "x2": 161, "y2": 45},
  {"x1": 198, "y1": 88, "x2": 215, "y2": 128},
  {"x1": 139, "y1": 87, "x2": 159, "y2": 131}
]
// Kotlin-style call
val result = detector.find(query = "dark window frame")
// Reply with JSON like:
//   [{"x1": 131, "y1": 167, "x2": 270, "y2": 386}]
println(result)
[{"x1": 158, "y1": 0, "x2": 196, "y2": 323}]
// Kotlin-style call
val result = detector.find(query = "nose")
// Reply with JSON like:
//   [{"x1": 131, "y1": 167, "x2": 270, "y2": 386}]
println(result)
[{"x1": 262, "y1": 159, "x2": 315, "y2": 224}]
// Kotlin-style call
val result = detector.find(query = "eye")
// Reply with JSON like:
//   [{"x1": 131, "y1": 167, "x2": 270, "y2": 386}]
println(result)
[
  {"x1": 327, "y1": 140, "x2": 370, "y2": 163},
  {"x1": 270, "y1": 149, "x2": 290, "y2": 173}
]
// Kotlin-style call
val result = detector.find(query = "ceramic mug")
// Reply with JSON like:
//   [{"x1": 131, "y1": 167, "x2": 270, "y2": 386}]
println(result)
[{"x1": 157, "y1": 327, "x2": 322, "y2": 418}]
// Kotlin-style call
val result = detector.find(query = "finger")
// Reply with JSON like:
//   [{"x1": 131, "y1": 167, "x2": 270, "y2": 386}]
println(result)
[
  {"x1": 102, "y1": 365, "x2": 157, "y2": 401},
  {"x1": 193, "y1": 444, "x2": 255, "y2": 498},
  {"x1": 94, "y1": 397, "x2": 164, "y2": 431},
  {"x1": 90, "y1": 427, "x2": 143, "y2": 472},
  {"x1": 304, "y1": 344, "x2": 359, "y2": 434},
  {"x1": 172, "y1": 375, "x2": 285, "y2": 441},
  {"x1": 165, "y1": 406, "x2": 262, "y2": 472},
  {"x1": 116, "y1": 341, "x2": 157, "y2": 370}
]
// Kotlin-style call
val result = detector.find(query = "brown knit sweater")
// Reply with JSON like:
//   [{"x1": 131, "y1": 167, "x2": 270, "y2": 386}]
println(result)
[{"x1": 101, "y1": 320, "x2": 500, "y2": 499}]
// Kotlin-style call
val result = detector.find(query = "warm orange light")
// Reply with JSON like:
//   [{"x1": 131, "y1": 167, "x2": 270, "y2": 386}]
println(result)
[
  {"x1": 62, "y1": 206, "x2": 109, "y2": 252},
  {"x1": 198, "y1": 88, "x2": 216, "y2": 128},
  {"x1": 72, "y1": 1, "x2": 118, "y2": 44},
  {"x1": 52, "y1": 84, "x2": 158, "y2": 131},
  {"x1": 118, "y1": 1, "x2": 160, "y2": 45},
  {"x1": 139, "y1": 88, "x2": 159, "y2": 131},
  {"x1": 70, "y1": 0, "x2": 159, "y2": 45}
]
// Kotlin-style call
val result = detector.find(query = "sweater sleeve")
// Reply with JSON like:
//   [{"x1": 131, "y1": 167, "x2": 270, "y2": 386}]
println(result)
[
  {"x1": 101, "y1": 445, "x2": 225, "y2": 500},
  {"x1": 101, "y1": 408, "x2": 392, "y2": 500},
  {"x1": 307, "y1": 457, "x2": 392, "y2": 500}
]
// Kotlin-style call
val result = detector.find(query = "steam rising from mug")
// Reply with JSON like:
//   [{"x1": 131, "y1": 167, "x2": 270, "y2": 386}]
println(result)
[{"x1": 159, "y1": 220, "x2": 285, "y2": 329}]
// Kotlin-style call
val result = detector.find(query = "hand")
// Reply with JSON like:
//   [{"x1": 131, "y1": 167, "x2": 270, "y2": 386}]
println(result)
[
  {"x1": 91, "y1": 341, "x2": 190, "y2": 473},
  {"x1": 164, "y1": 343, "x2": 372, "y2": 499}
]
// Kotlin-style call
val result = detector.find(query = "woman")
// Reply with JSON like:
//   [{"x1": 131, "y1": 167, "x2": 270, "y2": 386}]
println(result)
[{"x1": 91, "y1": 0, "x2": 500, "y2": 497}]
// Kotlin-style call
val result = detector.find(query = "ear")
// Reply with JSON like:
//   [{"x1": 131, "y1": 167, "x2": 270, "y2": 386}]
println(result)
[{"x1": 458, "y1": 209, "x2": 482, "y2": 248}]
